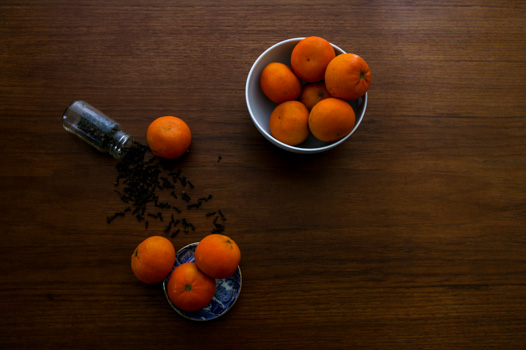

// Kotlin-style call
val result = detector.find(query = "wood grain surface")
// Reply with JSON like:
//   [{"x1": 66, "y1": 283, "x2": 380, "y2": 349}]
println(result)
[{"x1": 1, "y1": 0, "x2": 525, "y2": 348}]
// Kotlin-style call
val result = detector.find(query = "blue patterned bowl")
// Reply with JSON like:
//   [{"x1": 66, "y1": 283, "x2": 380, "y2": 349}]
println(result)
[{"x1": 162, "y1": 242, "x2": 242, "y2": 321}]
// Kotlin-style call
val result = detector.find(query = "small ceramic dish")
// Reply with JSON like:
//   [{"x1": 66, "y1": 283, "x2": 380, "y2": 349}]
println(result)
[{"x1": 162, "y1": 242, "x2": 242, "y2": 321}]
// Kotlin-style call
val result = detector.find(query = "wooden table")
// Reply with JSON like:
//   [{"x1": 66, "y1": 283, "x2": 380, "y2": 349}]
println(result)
[{"x1": 1, "y1": 1, "x2": 525, "y2": 348}]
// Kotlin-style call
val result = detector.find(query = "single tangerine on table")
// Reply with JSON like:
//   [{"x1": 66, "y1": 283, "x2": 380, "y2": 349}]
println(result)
[
  {"x1": 291, "y1": 36, "x2": 336, "y2": 83},
  {"x1": 259, "y1": 62, "x2": 302, "y2": 104},
  {"x1": 166, "y1": 262, "x2": 216, "y2": 312},
  {"x1": 131, "y1": 236, "x2": 176, "y2": 284},
  {"x1": 146, "y1": 116, "x2": 191, "y2": 159},
  {"x1": 324, "y1": 53, "x2": 371, "y2": 101},
  {"x1": 194, "y1": 234, "x2": 241, "y2": 279},
  {"x1": 269, "y1": 100, "x2": 310, "y2": 146},
  {"x1": 299, "y1": 82, "x2": 332, "y2": 111},
  {"x1": 308, "y1": 97, "x2": 356, "y2": 143}
]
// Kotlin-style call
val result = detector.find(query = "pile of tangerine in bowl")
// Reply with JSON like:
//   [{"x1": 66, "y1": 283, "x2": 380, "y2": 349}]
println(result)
[{"x1": 245, "y1": 37, "x2": 368, "y2": 154}]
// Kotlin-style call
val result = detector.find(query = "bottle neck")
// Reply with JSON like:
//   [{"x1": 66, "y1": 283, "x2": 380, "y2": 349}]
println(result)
[{"x1": 109, "y1": 130, "x2": 134, "y2": 159}]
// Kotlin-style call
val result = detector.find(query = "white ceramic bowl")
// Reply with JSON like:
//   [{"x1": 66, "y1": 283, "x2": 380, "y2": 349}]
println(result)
[{"x1": 245, "y1": 37, "x2": 367, "y2": 154}]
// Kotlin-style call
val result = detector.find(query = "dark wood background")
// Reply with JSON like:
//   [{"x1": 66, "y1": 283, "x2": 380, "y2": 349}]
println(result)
[{"x1": 1, "y1": 0, "x2": 525, "y2": 348}]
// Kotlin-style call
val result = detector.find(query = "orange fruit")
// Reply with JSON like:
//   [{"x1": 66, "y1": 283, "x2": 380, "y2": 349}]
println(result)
[
  {"x1": 166, "y1": 262, "x2": 216, "y2": 312},
  {"x1": 299, "y1": 82, "x2": 331, "y2": 111},
  {"x1": 308, "y1": 97, "x2": 356, "y2": 143},
  {"x1": 260, "y1": 62, "x2": 302, "y2": 104},
  {"x1": 146, "y1": 116, "x2": 191, "y2": 159},
  {"x1": 194, "y1": 234, "x2": 241, "y2": 279},
  {"x1": 269, "y1": 100, "x2": 310, "y2": 146},
  {"x1": 131, "y1": 236, "x2": 176, "y2": 284},
  {"x1": 291, "y1": 36, "x2": 336, "y2": 83},
  {"x1": 324, "y1": 53, "x2": 371, "y2": 101}
]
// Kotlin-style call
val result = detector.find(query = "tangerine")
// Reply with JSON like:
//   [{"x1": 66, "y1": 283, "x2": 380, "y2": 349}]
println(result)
[
  {"x1": 324, "y1": 53, "x2": 371, "y2": 101},
  {"x1": 131, "y1": 236, "x2": 176, "y2": 284},
  {"x1": 194, "y1": 234, "x2": 241, "y2": 279},
  {"x1": 166, "y1": 262, "x2": 216, "y2": 312},
  {"x1": 291, "y1": 36, "x2": 336, "y2": 83},
  {"x1": 146, "y1": 116, "x2": 191, "y2": 159},
  {"x1": 259, "y1": 62, "x2": 302, "y2": 104},
  {"x1": 299, "y1": 81, "x2": 331, "y2": 111},
  {"x1": 308, "y1": 97, "x2": 356, "y2": 143},
  {"x1": 269, "y1": 100, "x2": 310, "y2": 146}
]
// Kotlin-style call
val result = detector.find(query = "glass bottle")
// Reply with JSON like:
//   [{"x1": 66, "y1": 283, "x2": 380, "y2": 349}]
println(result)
[{"x1": 62, "y1": 100, "x2": 134, "y2": 158}]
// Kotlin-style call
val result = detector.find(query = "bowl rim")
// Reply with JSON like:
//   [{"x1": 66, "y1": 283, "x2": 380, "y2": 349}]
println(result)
[{"x1": 245, "y1": 37, "x2": 367, "y2": 154}]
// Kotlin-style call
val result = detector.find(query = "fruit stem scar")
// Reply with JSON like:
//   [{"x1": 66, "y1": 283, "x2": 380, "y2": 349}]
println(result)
[
  {"x1": 134, "y1": 249, "x2": 138, "y2": 257},
  {"x1": 185, "y1": 284, "x2": 192, "y2": 291}
]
